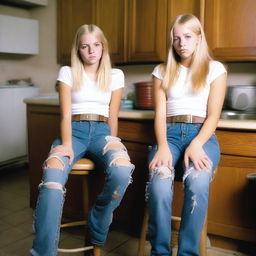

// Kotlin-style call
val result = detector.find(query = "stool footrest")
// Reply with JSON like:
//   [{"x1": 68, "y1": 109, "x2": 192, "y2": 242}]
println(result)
[
  {"x1": 61, "y1": 220, "x2": 87, "y2": 228},
  {"x1": 171, "y1": 216, "x2": 181, "y2": 222},
  {"x1": 58, "y1": 246, "x2": 93, "y2": 253}
]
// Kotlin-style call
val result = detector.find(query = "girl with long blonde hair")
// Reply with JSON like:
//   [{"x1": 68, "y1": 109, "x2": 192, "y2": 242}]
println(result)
[
  {"x1": 146, "y1": 14, "x2": 227, "y2": 255},
  {"x1": 30, "y1": 24, "x2": 134, "y2": 256}
]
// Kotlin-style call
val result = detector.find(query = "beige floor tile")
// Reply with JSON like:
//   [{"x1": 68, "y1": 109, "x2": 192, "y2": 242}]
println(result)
[
  {"x1": 106, "y1": 237, "x2": 139, "y2": 256},
  {"x1": 0, "y1": 235, "x2": 33, "y2": 256},
  {"x1": 103, "y1": 230, "x2": 131, "y2": 252},
  {"x1": 0, "y1": 207, "x2": 12, "y2": 219},
  {"x1": 0, "y1": 220, "x2": 12, "y2": 233},
  {"x1": 2, "y1": 207, "x2": 33, "y2": 227},
  {"x1": 0, "y1": 226, "x2": 30, "y2": 248},
  {"x1": 15, "y1": 218, "x2": 34, "y2": 234}
]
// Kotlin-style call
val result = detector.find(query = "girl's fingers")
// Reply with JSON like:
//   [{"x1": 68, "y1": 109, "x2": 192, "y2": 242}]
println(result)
[{"x1": 184, "y1": 154, "x2": 189, "y2": 168}]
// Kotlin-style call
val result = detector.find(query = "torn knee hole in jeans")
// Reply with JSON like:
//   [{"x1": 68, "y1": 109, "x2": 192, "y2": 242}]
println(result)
[
  {"x1": 150, "y1": 166, "x2": 174, "y2": 180},
  {"x1": 39, "y1": 181, "x2": 64, "y2": 192},
  {"x1": 191, "y1": 195, "x2": 197, "y2": 214},
  {"x1": 182, "y1": 166, "x2": 212, "y2": 183},
  {"x1": 43, "y1": 154, "x2": 65, "y2": 170},
  {"x1": 103, "y1": 136, "x2": 132, "y2": 167},
  {"x1": 182, "y1": 168, "x2": 211, "y2": 214}
]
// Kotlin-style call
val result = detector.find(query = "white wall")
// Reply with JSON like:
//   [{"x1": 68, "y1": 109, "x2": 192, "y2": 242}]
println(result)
[{"x1": 0, "y1": 0, "x2": 59, "y2": 95}]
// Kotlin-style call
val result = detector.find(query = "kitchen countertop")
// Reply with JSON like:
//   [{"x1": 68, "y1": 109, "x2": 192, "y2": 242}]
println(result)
[{"x1": 24, "y1": 96, "x2": 256, "y2": 131}]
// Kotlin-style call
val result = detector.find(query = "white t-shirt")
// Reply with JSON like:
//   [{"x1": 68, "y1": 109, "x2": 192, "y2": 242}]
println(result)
[
  {"x1": 57, "y1": 66, "x2": 124, "y2": 117},
  {"x1": 152, "y1": 61, "x2": 226, "y2": 117}
]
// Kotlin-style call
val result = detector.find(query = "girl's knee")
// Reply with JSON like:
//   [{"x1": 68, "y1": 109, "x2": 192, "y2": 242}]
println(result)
[
  {"x1": 110, "y1": 164, "x2": 134, "y2": 185},
  {"x1": 183, "y1": 169, "x2": 210, "y2": 194},
  {"x1": 147, "y1": 172, "x2": 173, "y2": 203}
]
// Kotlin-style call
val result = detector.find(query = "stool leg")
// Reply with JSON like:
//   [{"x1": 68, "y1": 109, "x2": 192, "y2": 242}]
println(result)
[
  {"x1": 82, "y1": 175, "x2": 91, "y2": 256},
  {"x1": 199, "y1": 213, "x2": 208, "y2": 256},
  {"x1": 137, "y1": 209, "x2": 148, "y2": 256}
]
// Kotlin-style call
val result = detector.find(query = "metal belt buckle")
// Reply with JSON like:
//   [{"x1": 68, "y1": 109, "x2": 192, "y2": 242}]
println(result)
[
  {"x1": 173, "y1": 115, "x2": 192, "y2": 123},
  {"x1": 185, "y1": 115, "x2": 193, "y2": 123}
]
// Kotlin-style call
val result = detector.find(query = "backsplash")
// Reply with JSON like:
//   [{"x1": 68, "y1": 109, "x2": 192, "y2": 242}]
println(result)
[
  {"x1": 226, "y1": 62, "x2": 256, "y2": 87},
  {"x1": 117, "y1": 64, "x2": 155, "y2": 98}
]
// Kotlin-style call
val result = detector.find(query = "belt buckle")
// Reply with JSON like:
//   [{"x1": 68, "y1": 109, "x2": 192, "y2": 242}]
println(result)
[
  {"x1": 174, "y1": 115, "x2": 192, "y2": 123},
  {"x1": 185, "y1": 115, "x2": 193, "y2": 123}
]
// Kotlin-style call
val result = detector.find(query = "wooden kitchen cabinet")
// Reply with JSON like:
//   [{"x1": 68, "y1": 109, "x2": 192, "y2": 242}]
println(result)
[
  {"x1": 126, "y1": 0, "x2": 167, "y2": 63},
  {"x1": 57, "y1": 0, "x2": 167, "y2": 64},
  {"x1": 92, "y1": 0, "x2": 127, "y2": 63},
  {"x1": 204, "y1": 0, "x2": 256, "y2": 61},
  {"x1": 57, "y1": 0, "x2": 93, "y2": 64},
  {"x1": 57, "y1": 0, "x2": 200, "y2": 64},
  {"x1": 167, "y1": 0, "x2": 202, "y2": 28},
  {"x1": 208, "y1": 130, "x2": 256, "y2": 244}
]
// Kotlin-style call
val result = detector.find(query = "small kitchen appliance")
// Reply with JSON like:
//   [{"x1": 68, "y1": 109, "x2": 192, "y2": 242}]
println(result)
[{"x1": 226, "y1": 85, "x2": 256, "y2": 111}]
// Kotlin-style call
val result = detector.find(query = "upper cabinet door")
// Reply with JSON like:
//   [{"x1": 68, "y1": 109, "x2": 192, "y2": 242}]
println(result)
[
  {"x1": 127, "y1": 0, "x2": 167, "y2": 63},
  {"x1": 204, "y1": 0, "x2": 256, "y2": 61},
  {"x1": 93, "y1": 0, "x2": 127, "y2": 63},
  {"x1": 57, "y1": 0, "x2": 93, "y2": 65},
  {"x1": 168, "y1": 0, "x2": 201, "y2": 27},
  {"x1": 167, "y1": 0, "x2": 202, "y2": 53}
]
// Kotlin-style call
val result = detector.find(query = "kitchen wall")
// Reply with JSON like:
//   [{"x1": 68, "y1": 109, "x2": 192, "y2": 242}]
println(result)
[
  {"x1": 0, "y1": 0, "x2": 59, "y2": 95},
  {"x1": 1, "y1": 1, "x2": 256, "y2": 97}
]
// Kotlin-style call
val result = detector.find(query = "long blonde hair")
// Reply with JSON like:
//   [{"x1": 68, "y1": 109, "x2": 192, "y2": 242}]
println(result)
[
  {"x1": 71, "y1": 24, "x2": 112, "y2": 91},
  {"x1": 161, "y1": 14, "x2": 212, "y2": 92}
]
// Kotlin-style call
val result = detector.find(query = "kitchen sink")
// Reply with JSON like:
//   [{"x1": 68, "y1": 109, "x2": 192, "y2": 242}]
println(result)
[{"x1": 220, "y1": 110, "x2": 256, "y2": 120}]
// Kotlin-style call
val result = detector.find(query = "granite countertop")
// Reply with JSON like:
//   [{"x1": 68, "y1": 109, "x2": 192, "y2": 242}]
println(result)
[{"x1": 24, "y1": 96, "x2": 256, "y2": 131}]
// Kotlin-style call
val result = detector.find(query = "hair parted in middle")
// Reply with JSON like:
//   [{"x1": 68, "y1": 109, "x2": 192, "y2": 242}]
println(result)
[
  {"x1": 159, "y1": 14, "x2": 212, "y2": 93},
  {"x1": 71, "y1": 24, "x2": 112, "y2": 91}
]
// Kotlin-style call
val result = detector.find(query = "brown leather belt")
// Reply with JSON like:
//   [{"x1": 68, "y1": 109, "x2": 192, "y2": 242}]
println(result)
[
  {"x1": 166, "y1": 115, "x2": 205, "y2": 123},
  {"x1": 72, "y1": 114, "x2": 108, "y2": 122}
]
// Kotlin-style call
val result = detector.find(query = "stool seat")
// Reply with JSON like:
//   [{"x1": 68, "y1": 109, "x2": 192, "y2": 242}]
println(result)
[
  {"x1": 72, "y1": 158, "x2": 95, "y2": 171},
  {"x1": 58, "y1": 158, "x2": 95, "y2": 254}
]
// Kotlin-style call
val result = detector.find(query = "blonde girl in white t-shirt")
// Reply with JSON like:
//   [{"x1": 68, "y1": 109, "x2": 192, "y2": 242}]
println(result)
[
  {"x1": 146, "y1": 14, "x2": 227, "y2": 256},
  {"x1": 30, "y1": 24, "x2": 134, "y2": 256}
]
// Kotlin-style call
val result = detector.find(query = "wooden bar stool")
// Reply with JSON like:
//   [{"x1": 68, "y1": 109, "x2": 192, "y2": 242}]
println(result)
[
  {"x1": 58, "y1": 158, "x2": 95, "y2": 254},
  {"x1": 137, "y1": 209, "x2": 208, "y2": 256}
]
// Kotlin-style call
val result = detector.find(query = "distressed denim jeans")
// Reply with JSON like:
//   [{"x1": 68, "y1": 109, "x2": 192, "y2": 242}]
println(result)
[
  {"x1": 146, "y1": 123, "x2": 220, "y2": 256},
  {"x1": 30, "y1": 121, "x2": 134, "y2": 256}
]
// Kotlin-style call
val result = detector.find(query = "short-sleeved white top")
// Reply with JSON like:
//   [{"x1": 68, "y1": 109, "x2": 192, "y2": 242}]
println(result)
[
  {"x1": 152, "y1": 61, "x2": 226, "y2": 117},
  {"x1": 57, "y1": 66, "x2": 124, "y2": 117}
]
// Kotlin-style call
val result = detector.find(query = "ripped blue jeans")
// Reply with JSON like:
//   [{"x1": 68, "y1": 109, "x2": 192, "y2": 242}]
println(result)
[
  {"x1": 30, "y1": 121, "x2": 134, "y2": 256},
  {"x1": 146, "y1": 123, "x2": 220, "y2": 256}
]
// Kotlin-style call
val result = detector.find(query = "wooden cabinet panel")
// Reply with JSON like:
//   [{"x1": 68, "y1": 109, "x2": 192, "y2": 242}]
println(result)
[
  {"x1": 26, "y1": 105, "x2": 60, "y2": 208},
  {"x1": 204, "y1": 0, "x2": 256, "y2": 61},
  {"x1": 168, "y1": 0, "x2": 201, "y2": 28},
  {"x1": 127, "y1": 0, "x2": 167, "y2": 62},
  {"x1": 57, "y1": 0, "x2": 93, "y2": 65},
  {"x1": 93, "y1": 0, "x2": 127, "y2": 63},
  {"x1": 118, "y1": 119, "x2": 155, "y2": 144},
  {"x1": 208, "y1": 154, "x2": 256, "y2": 242},
  {"x1": 216, "y1": 130, "x2": 256, "y2": 157}
]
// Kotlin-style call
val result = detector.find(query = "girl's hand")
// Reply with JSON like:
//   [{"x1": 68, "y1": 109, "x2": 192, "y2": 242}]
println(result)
[
  {"x1": 50, "y1": 145, "x2": 74, "y2": 165},
  {"x1": 149, "y1": 145, "x2": 173, "y2": 170},
  {"x1": 184, "y1": 139, "x2": 211, "y2": 171}
]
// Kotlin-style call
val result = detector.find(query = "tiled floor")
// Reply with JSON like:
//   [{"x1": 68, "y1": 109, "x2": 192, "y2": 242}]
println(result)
[{"x1": 0, "y1": 165, "x2": 250, "y2": 256}]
